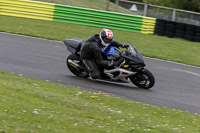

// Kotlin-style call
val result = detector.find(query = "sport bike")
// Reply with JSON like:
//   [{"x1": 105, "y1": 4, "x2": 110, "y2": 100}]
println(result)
[{"x1": 64, "y1": 38, "x2": 155, "y2": 89}]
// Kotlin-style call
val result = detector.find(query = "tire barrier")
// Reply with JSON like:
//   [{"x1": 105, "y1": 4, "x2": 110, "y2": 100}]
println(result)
[
  {"x1": 0, "y1": 0, "x2": 54, "y2": 21},
  {"x1": 53, "y1": 4, "x2": 156, "y2": 34},
  {"x1": 175, "y1": 23, "x2": 186, "y2": 39},
  {"x1": 154, "y1": 19, "x2": 200, "y2": 42},
  {"x1": 0, "y1": 0, "x2": 156, "y2": 34},
  {"x1": 141, "y1": 17, "x2": 156, "y2": 34},
  {"x1": 154, "y1": 19, "x2": 167, "y2": 36},
  {"x1": 54, "y1": 4, "x2": 144, "y2": 33}
]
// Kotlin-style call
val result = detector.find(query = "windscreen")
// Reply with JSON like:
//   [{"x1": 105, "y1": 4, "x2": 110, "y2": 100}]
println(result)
[{"x1": 125, "y1": 46, "x2": 137, "y2": 57}]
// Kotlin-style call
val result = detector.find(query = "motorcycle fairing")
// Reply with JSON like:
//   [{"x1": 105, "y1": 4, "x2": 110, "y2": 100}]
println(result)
[{"x1": 104, "y1": 68, "x2": 136, "y2": 79}]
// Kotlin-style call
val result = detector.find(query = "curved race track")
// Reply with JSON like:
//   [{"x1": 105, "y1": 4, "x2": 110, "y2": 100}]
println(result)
[{"x1": 0, "y1": 32, "x2": 200, "y2": 114}]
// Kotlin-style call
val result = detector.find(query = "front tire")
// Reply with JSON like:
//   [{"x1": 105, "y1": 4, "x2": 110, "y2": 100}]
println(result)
[
  {"x1": 129, "y1": 69, "x2": 155, "y2": 89},
  {"x1": 66, "y1": 54, "x2": 89, "y2": 78}
]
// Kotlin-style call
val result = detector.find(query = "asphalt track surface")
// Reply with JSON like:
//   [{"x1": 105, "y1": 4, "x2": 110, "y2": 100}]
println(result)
[{"x1": 1, "y1": 32, "x2": 200, "y2": 114}]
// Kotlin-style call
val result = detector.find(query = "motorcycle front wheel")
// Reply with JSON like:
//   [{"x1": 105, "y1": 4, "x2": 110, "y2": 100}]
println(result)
[
  {"x1": 66, "y1": 54, "x2": 89, "y2": 78},
  {"x1": 129, "y1": 69, "x2": 155, "y2": 89}
]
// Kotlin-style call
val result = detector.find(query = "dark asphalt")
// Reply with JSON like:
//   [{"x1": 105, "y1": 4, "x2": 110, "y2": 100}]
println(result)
[{"x1": 0, "y1": 32, "x2": 200, "y2": 114}]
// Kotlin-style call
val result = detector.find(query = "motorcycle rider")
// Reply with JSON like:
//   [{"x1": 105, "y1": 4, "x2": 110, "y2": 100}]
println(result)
[{"x1": 80, "y1": 28, "x2": 129, "y2": 79}]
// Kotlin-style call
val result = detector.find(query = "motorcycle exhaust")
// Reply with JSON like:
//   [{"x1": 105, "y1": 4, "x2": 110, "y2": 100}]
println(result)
[{"x1": 68, "y1": 59, "x2": 79, "y2": 68}]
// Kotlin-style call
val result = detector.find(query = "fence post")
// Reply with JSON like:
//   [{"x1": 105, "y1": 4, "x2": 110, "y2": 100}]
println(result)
[
  {"x1": 143, "y1": 4, "x2": 148, "y2": 16},
  {"x1": 172, "y1": 9, "x2": 176, "y2": 21},
  {"x1": 106, "y1": 0, "x2": 110, "y2": 11},
  {"x1": 115, "y1": 0, "x2": 119, "y2": 12}
]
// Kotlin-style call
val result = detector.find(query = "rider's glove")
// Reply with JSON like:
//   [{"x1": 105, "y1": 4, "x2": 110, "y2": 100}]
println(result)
[{"x1": 122, "y1": 44, "x2": 129, "y2": 48}]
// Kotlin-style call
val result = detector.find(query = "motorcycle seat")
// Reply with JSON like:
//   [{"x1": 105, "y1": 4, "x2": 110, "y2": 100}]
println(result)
[{"x1": 64, "y1": 38, "x2": 85, "y2": 55}]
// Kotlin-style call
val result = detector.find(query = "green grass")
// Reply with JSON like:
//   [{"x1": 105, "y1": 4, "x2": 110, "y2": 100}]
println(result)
[
  {"x1": 0, "y1": 15, "x2": 200, "y2": 67},
  {"x1": 37, "y1": 0, "x2": 136, "y2": 14},
  {"x1": 0, "y1": 71, "x2": 200, "y2": 133}
]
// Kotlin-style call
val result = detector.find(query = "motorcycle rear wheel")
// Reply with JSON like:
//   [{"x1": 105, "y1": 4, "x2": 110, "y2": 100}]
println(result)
[
  {"x1": 66, "y1": 54, "x2": 89, "y2": 78},
  {"x1": 129, "y1": 69, "x2": 155, "y2": 89}
]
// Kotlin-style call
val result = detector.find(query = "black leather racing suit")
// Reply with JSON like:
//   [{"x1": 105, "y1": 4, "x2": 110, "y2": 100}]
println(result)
[{"x1": 80, "y1": 34, "x2": 124, "y2": 79}]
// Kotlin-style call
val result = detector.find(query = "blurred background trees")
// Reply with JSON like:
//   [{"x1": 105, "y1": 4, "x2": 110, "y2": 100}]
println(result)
[
  {"x1": 111, "y1": 0, "x2": 200, "y2": 12},
  {"x1": 143, "y1": 0, "x2": 200, "y2": 12}
]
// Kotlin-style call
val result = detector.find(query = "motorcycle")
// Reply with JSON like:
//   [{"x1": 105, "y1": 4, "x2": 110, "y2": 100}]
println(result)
[{"x1": 64, "y1": 38, "x2": 155, "y2": 89}]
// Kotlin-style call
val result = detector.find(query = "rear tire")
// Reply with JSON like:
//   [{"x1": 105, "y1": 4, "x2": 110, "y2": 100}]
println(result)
[
  {"x1": 129, "y1": 69, "x2": 155, "y2": 89},
  {"x1": 66, "y1": 54, "x2": 89, "y2": 78}
]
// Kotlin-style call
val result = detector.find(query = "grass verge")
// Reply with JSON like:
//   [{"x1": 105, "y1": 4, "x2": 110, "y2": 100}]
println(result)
[
  {"x1": 0, "y1": 15, "x2": 200, "y2": 67},
  {"x1": 36, "y1": 0, "x2": 136, "y2": 14},
  {"x1": 0, "y1": 71, "x2": 200, "y2": 133}
]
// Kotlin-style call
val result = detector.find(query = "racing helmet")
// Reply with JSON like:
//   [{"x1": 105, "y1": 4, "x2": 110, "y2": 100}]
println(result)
[{"x1": 99, "y1": 28, "x2": 113, "y2": 47}]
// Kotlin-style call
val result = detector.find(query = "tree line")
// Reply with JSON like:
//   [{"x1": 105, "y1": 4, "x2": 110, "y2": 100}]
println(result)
[{"x1": 111, "y1": 0, "x2": 200, "y2": 12}]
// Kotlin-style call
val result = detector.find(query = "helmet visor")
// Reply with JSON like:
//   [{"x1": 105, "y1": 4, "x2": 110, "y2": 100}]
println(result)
[{"x1": 103, "y1": 38, "x2": 112, "y2": 43}]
